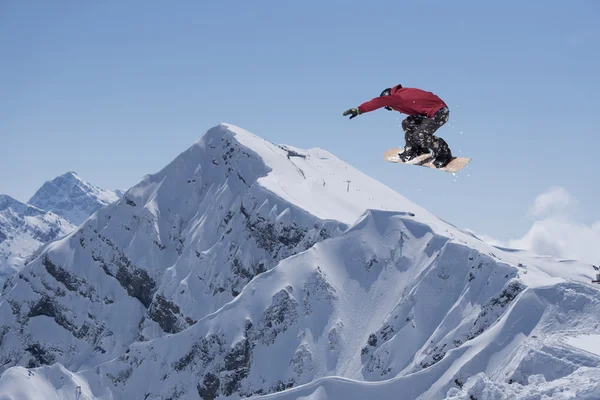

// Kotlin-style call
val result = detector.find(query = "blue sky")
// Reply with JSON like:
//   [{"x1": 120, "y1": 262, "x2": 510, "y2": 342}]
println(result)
[{"x1": 1, "y1": 1, "x2": 599, "y2": 246}]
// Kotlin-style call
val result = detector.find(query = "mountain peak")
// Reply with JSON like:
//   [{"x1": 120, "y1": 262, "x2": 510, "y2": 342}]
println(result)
[
  {"x1": 58, "y1": 171, "x2": 82, "y2": 181},
  {"x1": 41, "y1": 171, "x2": 86, "y2": 189},
  {"x1": 186, "y1": 122, "x2": 428, "y2": 225},
  {"x1": 28, "y1": 171, "x2": 122, "y2": 225}
]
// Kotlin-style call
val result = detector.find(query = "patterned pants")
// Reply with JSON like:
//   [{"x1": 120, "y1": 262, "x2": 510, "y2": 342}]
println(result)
[{"x1": 401, "y1": 107, "x2": 450, "y2": 154}]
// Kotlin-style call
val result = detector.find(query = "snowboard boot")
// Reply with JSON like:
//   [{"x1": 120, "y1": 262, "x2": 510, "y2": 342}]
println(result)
[
  {"x1": 399, "y1": 146, "x2": 430, "y2": 162},
  {"x1": 432, "y1": 146, "x2": 452, "y2": 168}
]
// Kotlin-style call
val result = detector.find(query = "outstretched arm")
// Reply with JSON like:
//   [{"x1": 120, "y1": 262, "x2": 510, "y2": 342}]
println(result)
[
  {"x1": 357, "y1": 96, "x2": 397, "y2": 114},
  {"x1": 343, "y1": 96, "x2": 398, "y2": 119}
]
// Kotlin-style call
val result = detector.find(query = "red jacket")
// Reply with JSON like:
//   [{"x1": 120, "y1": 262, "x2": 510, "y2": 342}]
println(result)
[{"x1": 357, "y1": 85, "x2": 447, "y2": 118}]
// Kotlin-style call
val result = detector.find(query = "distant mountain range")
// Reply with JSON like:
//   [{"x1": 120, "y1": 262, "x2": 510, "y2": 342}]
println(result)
[{"x1": 0, "y1": 172, "x2": 122, "y2": 289}]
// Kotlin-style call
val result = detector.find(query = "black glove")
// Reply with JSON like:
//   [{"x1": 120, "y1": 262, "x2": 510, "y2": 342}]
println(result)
[{"x1": 342, "y1": 108, "x2": 360, "y2": 119}]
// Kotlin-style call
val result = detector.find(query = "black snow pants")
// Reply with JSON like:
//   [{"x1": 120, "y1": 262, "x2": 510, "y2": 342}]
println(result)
[{"x1": 401, "y1": 106, "x2": 451, "y2": 155}]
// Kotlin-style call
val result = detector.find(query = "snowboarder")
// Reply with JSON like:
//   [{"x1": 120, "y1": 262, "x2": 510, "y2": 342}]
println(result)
[{"x1": 343, "y1": 84, "x2": 453, "y2": 168}]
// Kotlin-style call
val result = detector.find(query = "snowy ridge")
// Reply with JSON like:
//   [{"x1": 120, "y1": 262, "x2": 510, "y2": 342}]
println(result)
[
  {"x1": 0, "y1": 195, "x2": 75, "y2": 291},
  {"x1": 0, "y1": 123, "x2": 599, "y2": 399},
  {"x1": 58, "y1": 211, "x2": 600, "y2": 399},
  {"x1": 28, "y1": 171, "x2": 121, "y2": 226}
]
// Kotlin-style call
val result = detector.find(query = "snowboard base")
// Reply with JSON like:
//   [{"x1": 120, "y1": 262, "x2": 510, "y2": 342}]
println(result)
[{"x1": 384, "y1": 147, "x2": 471, "y2": 173}]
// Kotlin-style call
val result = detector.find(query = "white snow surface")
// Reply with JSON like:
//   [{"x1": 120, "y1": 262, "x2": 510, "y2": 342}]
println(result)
[
  {"x1": 28, "y1": 171, "x2": 121, "y2": 226},
  {"x1": 564, "y1": 334, "x2": 600, "y2": 357},
  {"x1": 0, "y1": 123, "x2": 598, "y2": 399},
  {"x1": 0, "y1": 194, "x2": 75, "y2": 290}
]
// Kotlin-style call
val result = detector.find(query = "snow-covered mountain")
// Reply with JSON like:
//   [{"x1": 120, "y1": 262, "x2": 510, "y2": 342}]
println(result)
[
  {"x1": 0, "y1": 173, "x2": 121, "y2": 291},
  {"x1": 0, "y1": 123, "x2": 598, "y2": 400},
  {"x1": 28, "y1": 171, "x2": 122, "y2": 226},
  {"x1": 0, "y1": 195, "x2": 75, "y2": 291}
]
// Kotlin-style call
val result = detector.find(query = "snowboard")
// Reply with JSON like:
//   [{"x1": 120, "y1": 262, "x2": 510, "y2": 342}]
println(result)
[{"x1": 384, "y1": 147, "x2": 471, "y2": 173}]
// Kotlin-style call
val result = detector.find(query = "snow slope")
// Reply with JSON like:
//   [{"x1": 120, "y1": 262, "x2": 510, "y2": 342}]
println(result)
[
  {"x1": 28, "y1": 171, "x2": 121, "y2": 226},
  {"x1": 0, "y1": 123, "x2": 598, "y2": 399},
  {"x1": 0, "y1": 195, "x2": 75, "y2": 291}
]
